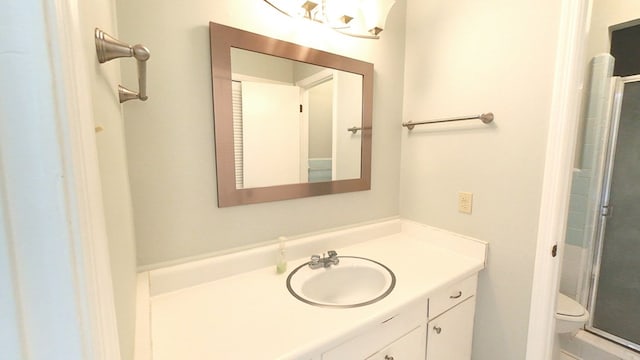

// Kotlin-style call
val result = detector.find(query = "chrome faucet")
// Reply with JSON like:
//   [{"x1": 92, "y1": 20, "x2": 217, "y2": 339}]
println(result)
[{"x1": 309, "y1": 250, "x2": 340, "y2": 269}]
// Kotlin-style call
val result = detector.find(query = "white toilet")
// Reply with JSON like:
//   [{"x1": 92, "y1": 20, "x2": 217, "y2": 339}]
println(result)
[{"x1": 555, "y1": 293, "x2": 590, "y2": 333}]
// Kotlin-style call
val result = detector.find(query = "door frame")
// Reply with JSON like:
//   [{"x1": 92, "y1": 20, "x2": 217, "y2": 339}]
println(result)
[
  {"x1": 526, "y1": 0, "x2": 591, "y2": 358},
  {"x1": 1, "y1": 0, "x2": 120, "y2": 358}
]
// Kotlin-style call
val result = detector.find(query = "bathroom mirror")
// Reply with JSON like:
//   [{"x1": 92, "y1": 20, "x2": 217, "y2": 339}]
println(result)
[{"x1": 209, "y1": 22, "x2": 373, "y2": 207}]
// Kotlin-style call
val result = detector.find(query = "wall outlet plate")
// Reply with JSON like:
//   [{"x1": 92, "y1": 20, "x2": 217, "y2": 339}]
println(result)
[{"x1": 458, "y1": 192, "x2": 473, "y2": 214}]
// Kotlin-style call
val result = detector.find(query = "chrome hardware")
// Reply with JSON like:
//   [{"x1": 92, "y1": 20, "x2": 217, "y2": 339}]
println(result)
[
  {"x1": 450, "y1": 290, "x2": 463, "y2": 299},
  {"x1": 309, "y1": 254, "x2": 321, "y2": 268},
  {"x1": 382, "y1": 315, "x2": 397, "y2": 323},
  {"x1": 434, "y1": 325, "x2": 442, "y2": 334},
  {"x1": 403, "y1": 112, "x2": 494, "y2": 130},
  {"x1": 308, "y1": 250, "x2": 340, "y2": 269},
  {"x1": 601, "y1": 204, "x2": 613, "y2": 217},
  {"x1": 95, "y1": 28, "x2": 150, "y2": 103},
  {"x1": 348, "y1": 126, "x2": 362, "y2": 134},
  {"x1": 384, "y1": 356, "x2": 394, "y2": 360},
  {"x1": 327, "y1": 250, "x2": 339, "y2": 266}
]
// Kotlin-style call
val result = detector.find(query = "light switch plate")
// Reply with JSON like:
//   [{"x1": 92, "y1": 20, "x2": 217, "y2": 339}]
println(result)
[{"x1": 458, "y1": 192, "x2": 473, "y2": 214}]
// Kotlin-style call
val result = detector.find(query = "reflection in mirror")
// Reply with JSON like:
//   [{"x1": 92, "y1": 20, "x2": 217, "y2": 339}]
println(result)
[
  {"x1": 209, "y1": 22, "x2": 373, "y2": 207},
  {"x1": 229, "y1": 48, "x2": 363, "y2": 189}
]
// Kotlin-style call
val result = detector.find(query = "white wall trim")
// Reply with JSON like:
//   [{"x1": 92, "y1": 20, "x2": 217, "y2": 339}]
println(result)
[
  {"x1": 48, "y1": 0, "x2": 123, "y2": 357},
  {"x1": 526, "y1": 0, "x2": 591, "y2": 358},
  {"x1": 134, "y1": 273, "x2": 152, "y2": 360},
  {"x1": 1, "y1": 0, "x2": 121, "y2": 359}
]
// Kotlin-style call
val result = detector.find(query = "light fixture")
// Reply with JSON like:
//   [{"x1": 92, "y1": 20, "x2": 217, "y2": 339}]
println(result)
[{"x1": 264, "y1": 0, "x2": 396, "y2": 39}]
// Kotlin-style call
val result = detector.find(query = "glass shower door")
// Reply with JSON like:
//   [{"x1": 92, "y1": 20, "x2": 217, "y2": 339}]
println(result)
[{"x1": 589, "y1": 76, "x2": 640, "y2": 351}]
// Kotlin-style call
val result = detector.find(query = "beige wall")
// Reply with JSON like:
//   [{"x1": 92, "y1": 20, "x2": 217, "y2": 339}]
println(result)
[
  {"x1": 116, "y1": 0, "x2": 406, "y2": 267},
  {"x1": 79, "y1": 1, "x2": 138, "y2": 359},
  {"x1": 400, "y1": 0, "x2": 563, "y2": 359}
]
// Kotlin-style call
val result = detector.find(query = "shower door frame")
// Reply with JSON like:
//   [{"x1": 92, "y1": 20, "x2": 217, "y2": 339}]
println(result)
[{"x1": 586, "y1": 74, "x2": 640, "y2": 352}]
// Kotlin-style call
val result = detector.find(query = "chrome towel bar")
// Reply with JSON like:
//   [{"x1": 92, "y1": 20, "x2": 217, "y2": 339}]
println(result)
[
  {"x1": 95, "y1": 28, "x2": 150, "y2": 103},
  {"x1": 402, "y1": 112, "x2": 494, "y2": 130}
]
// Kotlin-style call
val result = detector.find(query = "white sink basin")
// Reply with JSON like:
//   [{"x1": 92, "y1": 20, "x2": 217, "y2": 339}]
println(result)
[{"x1": 286, "y1": 256, "x2": 395, "y2": 308}]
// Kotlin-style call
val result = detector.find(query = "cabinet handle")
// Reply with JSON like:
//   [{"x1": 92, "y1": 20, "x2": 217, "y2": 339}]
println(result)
[
  {"x1": 433, "y1": 325, "x2": 442, "y2": 334},
  {"x1": 449, "y1": 290, "x2": 462, "y2": 299},
  {"x1": 384, "y1": 356, "x2": 394, "y2": 360}
]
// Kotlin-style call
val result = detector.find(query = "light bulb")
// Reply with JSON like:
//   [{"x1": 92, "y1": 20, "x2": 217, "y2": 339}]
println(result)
[{"x1": 360, "y1": 0, "x2": 395, "y2": 35}]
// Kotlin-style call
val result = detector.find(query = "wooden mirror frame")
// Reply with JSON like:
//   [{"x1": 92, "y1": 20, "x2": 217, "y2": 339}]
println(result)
[{"x1": 209, "y1": 22, "x2": 373, "y2": 207}]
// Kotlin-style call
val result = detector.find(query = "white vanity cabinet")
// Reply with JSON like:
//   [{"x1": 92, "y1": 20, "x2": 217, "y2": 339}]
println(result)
[
  {"x1": 426, "y1": 275, "x2": 478, "y2": 360},
  {"x1": 144, "y1": 220, "x2": 488, "y2": 360},
  {"x1": 320, "y1": 275, "x2": 479, "y2": 360},
  {"x1": 321, "y1": 300, "x2": 427, "y2": 360}
]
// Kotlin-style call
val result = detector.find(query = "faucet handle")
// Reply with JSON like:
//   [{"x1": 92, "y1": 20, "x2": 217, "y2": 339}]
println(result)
[
  {"x1": 327, "y1": 250, "x2": 339, "y2": 266},
  {"x1": 308, "y1": 254, "x2": 322, "y2": 269}
]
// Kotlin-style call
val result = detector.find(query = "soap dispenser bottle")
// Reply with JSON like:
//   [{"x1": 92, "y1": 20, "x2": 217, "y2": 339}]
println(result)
[{"x1": 276, "y1": 236, "x2": 287, "y2": 274}]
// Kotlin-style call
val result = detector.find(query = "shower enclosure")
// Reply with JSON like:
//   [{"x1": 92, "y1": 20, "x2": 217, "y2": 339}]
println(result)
[{"x1": 588, "y1": 75, "x2": 640, "y2": 351}]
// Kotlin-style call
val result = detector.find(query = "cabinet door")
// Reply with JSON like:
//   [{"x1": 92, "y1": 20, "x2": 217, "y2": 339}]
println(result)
[
  {"x1": 366, "y1": 324, "x2": 427, "y2": 360},
  {"x1": 426, "y1": 297, "x2": 476, "y2": 360}
]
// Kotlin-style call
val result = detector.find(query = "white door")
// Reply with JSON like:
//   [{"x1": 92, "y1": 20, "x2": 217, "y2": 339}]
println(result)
[
  {"x1": 333, "y1": 71, "x2": 363, "y2": 180},
  {"x1": 241, "y1": 81, "x2": 301, "y2": 188}
]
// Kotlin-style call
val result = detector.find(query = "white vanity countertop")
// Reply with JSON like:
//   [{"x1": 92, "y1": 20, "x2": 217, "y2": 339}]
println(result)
[{"x1": 143, "y1": 220, "x2": 487, "y2": 360}]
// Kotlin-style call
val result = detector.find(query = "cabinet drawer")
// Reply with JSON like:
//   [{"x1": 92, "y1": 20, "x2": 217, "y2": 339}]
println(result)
[
  {"x1": 429, "y1": 275, "x2": 477, "y2": 320},
  {"x1": 322, "y1": 299, "x2": 427, "y2": 360},
  {"x1": 365, "y1": 324, "x2": 426, "y2": 360}
]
